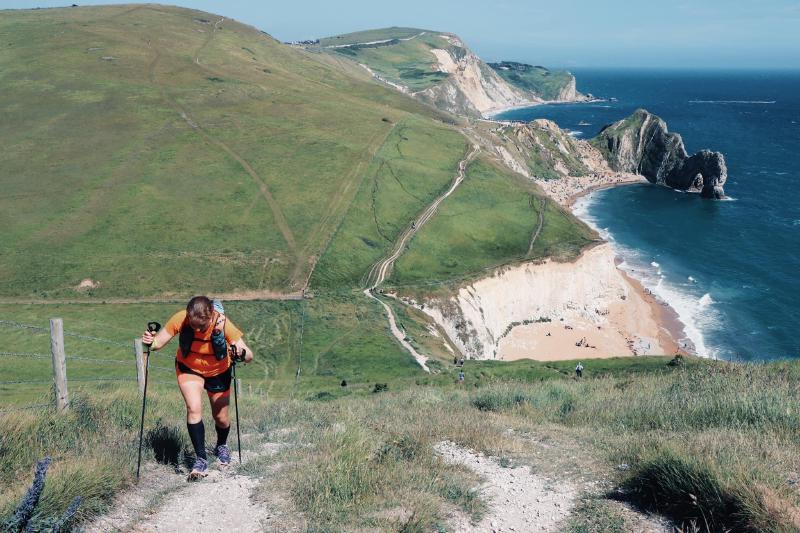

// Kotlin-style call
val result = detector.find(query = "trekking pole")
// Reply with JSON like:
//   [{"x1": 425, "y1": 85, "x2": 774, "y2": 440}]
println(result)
[
  {"x1": 137, "y1": 321, "x2": 161, "y2": 480},
  {"x1": 232, "y1": 349, "x2": 244, "y2": 464}
]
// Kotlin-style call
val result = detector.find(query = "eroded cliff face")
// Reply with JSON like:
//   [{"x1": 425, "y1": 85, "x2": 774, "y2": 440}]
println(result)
[
  {"x1": 592, "y1": 109, "x2": 728, "y2": 198},
  {"x1": 413, "y1": 35, "x2": 537, "y2": 116},
  {"x1": 555, "y1": 76, "x2": 579, "y2": 102},
  {"x1": 400, "y1": 245, "x2": 664, "y2": 360}
]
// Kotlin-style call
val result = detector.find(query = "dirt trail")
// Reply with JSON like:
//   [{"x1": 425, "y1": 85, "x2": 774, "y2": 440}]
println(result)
[
  {"x1": 526, "y1": 196, "x2": 546, "y2": 257},
  {"x1": 363, "y1": 288, "x2": 430, "y2": 371},
  {"x1": 130, "y1": 468, "x2": 264, "y2": 532},
  {"x1": 362, "y1": 144, "x2": 478, "y2": 370},
  {"x1": 86, "y1": 441, "x2": 284, "y2": 533},
  {"x1": 436, "y1": 441, "x2": 577, "y2": 532},
  {"x1": 365, "y1": 144, "x2": 479, "y2": 289}
]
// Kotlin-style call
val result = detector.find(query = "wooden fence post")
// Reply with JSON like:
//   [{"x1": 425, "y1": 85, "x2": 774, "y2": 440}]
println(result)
[
  {"x1": 134, "y1": 339, "x2": 145, "y2": 395},
  {"x1": 49, "y1": 318, "x2": 68, "y2": 412}
]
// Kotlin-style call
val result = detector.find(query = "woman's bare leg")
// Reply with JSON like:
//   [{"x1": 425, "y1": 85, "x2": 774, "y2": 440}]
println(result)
[
  {"x1": 177, "y1": 372, "x2": 205, "y2": 423},
  {"x1": 208, "y1": 391, "x2": 230, "y2": 428}
]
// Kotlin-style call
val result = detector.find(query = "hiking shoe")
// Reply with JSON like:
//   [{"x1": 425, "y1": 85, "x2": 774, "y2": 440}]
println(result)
[
  {"x1": 214, "y1": 444, "x2": 232, "y2": 466},
  {"x1": 187, "y1": 457, "x2": 208, "y2": 481}
]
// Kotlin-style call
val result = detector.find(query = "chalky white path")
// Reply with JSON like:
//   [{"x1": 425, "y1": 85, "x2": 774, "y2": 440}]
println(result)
[
  {"x1": 363, "y1": 145, "x2": 479, "y2": 372},
  {"x1": 436, "y1": 441, "x2": 577, "y2": 533}
]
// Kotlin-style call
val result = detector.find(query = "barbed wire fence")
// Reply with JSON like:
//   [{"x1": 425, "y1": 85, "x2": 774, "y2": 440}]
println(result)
[{"x1": 0, "y1": 318, "x2": 176, "y2": 414}]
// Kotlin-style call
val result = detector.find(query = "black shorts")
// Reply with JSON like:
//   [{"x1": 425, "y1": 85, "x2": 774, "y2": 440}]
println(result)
[{"x1": 175, "y1": 360, "x2": 232, "y2": 393}]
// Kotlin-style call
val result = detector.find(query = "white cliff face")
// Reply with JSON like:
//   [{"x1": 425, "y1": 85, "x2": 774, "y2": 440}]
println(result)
[
  {"x1": 414, "y1": 42, "x2": 539, "y2": 117},
  {"x1": 406, "y1": 245, "x2": 665, "y2": 360},
  {"x1": 556, "y1": 76, "x2": 577, "y2": 101}
]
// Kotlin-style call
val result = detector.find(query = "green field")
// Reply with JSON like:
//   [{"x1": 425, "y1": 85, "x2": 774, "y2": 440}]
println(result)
[
  {"x1": 311, "y1": 115, "x2": 468, "y2": 289},
  {"x1": 0, "y1": 294, "x2": 434, "y2": 405},
  {"x1": 388, "y1": 157, "x2": 594, "y2": 286}
]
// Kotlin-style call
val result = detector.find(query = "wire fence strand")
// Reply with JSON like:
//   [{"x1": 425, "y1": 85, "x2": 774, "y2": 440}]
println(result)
[
  {"x1": 0, "y1": 351, "x2": 135, "y2": 365},
  {"x1": 0, "y1": 319, "x2": 49, "y2": 333},
  {"x1": 0, "y1": 403, "x2": 52, "y2": 413},
  {"x1": 0, "y1": 319, "x2": 129, "y2": 347},
  {"x1": 0, "y1": 352, "x2": 51, "y2": 360}
]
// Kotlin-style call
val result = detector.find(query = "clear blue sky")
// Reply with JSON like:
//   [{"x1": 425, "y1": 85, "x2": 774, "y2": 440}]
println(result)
[{"x1": 3, "y1": 0, "x2": 799, "y2": 68}]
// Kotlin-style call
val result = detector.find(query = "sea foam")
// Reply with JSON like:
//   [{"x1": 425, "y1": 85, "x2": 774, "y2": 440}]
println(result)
[{"x1": 573, "y1": 192, "x2": 717, "y2": 358}]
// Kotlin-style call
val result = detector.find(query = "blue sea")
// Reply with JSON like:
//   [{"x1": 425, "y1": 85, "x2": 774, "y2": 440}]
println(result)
[{"x1": 496, "y1": 70, "x2": 800, "y2": 361}]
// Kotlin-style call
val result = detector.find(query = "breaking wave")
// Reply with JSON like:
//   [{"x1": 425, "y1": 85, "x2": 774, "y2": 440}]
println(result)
[{"x1": 573, "y1": 192, "x2": 719, "y2": 358}]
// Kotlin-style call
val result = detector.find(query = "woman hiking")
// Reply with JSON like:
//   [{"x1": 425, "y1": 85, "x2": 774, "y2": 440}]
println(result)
[{"x1": 141, "y1": 296, "x2": 253, "y2": 480}]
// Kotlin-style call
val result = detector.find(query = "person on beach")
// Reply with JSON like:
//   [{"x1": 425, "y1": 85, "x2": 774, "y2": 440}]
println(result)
[
  {"x1": 575, "y1": 362, "x2": 584, "y2": 378},
  {"x1": 141, "y1": 296, "x2": 254, "y2": 480}
]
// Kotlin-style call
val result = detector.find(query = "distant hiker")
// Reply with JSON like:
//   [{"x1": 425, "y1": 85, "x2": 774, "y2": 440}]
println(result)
[
  {"x1": 458, "y1": 370, "x2": 465, "y2": 383},
  {"x1": 575, "y1": 362, "x2": 584, "y2": 378},
  {"x1": 453, "y1": 356, "x2": 458, "y2": 365},
  {"x1": 458, "y1": 357, "x2": 465, "y2": 367},
  {"x1": 141, "y1": 296, "x2": 254, "y2": 481}
]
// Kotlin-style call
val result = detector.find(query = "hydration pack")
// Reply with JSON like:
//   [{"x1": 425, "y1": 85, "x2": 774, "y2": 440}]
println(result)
[{"x1": 179, "y1": 299, "x2": 229, "y2": 361}]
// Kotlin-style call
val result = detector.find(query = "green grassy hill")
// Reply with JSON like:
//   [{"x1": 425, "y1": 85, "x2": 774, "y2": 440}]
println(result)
[
  {"x1": 319, "y1": 27, "x2": 457, "y2": 92},
  {"x1": 488, "y1": 61, "x2": 578, "y2": 101},
  {"x1": 0, "y1": 4, "x2": 597, "y2": 400},
  {"x1": 319, "y1": 27, "x2": 429, "y2": 47},
  {"x1": 0, "y1": 6, "x2": 455, "y2": 299}
]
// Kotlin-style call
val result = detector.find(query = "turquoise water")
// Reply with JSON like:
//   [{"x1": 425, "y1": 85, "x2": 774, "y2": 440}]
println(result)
[{"x1": 497, "y1": 70, "x2": 800, "y2": 361}]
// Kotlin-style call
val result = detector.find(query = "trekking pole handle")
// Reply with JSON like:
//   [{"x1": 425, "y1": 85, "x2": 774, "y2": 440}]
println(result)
[
  {"x1": 230, "y1": 346, "x2": 246, "y2": 363},
  {"x1": 144, "y1": 322, "x2": 161, "y2": 347}
]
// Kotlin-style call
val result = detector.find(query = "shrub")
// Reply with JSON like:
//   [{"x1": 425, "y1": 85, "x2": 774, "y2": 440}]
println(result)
[
  {"x1": 471, "y1": 388, "x2": 530, "y2": 411},
  {"x1": 622, "y1": 450, "x2": 754, "y2": 531}
]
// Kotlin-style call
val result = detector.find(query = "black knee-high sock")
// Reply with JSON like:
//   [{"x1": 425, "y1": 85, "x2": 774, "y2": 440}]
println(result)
[
  {"x1": 187, "y1": 421, "x2": 206, "y2": 460},
  {"x1": 215, "y1": 424, "x2": 230, "y2": 447}
]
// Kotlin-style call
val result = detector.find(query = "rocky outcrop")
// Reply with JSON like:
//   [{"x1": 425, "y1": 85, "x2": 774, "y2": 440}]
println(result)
[
  {"x1": 592, "y1": 109, "x2": 728, "y2": 198},
  {"x1": 555, "y1": 76, "x2": 581, "y2": 102},
  {"x1": 504, "y1": 119, "x2": 590, "y2": 179},
  {"x1": 413, "y1": 36, "x2": 537, "y2": 117}
]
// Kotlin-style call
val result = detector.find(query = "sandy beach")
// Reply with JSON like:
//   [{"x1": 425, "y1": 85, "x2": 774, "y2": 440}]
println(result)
[
  {"x1": 495, "y1": 245, "x2": 682, "y2": 361},
  {"x1": 413, "y1": 244, "x2": 684, "y2": 362}
]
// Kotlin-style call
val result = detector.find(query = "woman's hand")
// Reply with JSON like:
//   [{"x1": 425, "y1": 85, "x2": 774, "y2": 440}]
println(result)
[
  {"x1": 142, "y1": 328, "x2": 172, "y2": 351},
  {"x1": 231, "y1": 339, "x2": 254, "y2": 364},
  {"x1": 142, "y1": 330, "x2": 156, "y2": 346}
]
